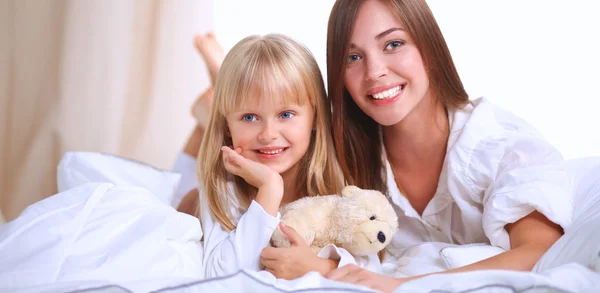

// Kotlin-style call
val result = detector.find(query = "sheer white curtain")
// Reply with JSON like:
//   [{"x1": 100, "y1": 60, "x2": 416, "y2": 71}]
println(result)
[{"x1": 0, "y1": 0, "x2": 214, "y2": 223}]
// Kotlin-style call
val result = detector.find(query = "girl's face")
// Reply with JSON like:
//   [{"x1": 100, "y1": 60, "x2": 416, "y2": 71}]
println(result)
[
  {"x1": 343, "y1": 0, "x2": 431, "y2": 126},
  {"x1": 225, "y1": 98, "x2": 314, "y2": 176}
]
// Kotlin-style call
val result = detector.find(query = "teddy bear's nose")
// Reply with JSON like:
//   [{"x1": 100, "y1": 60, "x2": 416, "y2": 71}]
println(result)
[{"x1": 377, "y1": 231, "x2": 386, "y2": 243}]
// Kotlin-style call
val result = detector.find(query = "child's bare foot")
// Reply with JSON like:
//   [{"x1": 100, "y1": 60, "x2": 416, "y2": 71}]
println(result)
[
  {"x1": 192, "y1": 87, "x2": 214, "y2": 129},
  {"x1": 194, "y1": 32, "x2": 224, "y2": 86}
]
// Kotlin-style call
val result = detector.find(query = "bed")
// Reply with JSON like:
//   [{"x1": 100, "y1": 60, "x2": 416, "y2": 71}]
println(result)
[{"x1": 1, "y1": 152, "x2": 599, "y2": 293}]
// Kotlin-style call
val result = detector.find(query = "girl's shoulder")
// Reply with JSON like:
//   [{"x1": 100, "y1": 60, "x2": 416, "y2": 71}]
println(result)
[{"x1": 198, "y1": 181, "x2": 244, "y2": 218}]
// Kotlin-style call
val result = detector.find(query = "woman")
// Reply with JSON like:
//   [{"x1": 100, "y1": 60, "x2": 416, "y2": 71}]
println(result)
[{"x1": 324, "y1": 0, "x2": 571, "y2": 292}]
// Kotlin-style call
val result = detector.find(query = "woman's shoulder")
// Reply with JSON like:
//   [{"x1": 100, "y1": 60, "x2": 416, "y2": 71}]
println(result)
[
  {"x1": 447, "y1": 97, "x2": 553, "y2": 159},
  {"x1": 446, "y1": 97, "x2": 563, "y2": 190},
  {"x1": 451, "y1": 97, "x2": 542, "y2": 140}
]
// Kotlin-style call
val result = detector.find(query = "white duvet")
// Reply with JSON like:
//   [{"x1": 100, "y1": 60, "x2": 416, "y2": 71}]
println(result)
[
  {"x1": 0, "y1": 182, "x2": 204, "y2": 291},
  {"x1": 1, "y1": 154, "x2": 600, "y2": 293}
]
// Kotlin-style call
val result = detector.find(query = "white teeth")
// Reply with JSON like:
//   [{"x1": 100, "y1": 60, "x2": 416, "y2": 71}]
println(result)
[
  {"x1": 371, "y1": 85, "x2": 402, "y2": 100},
  {"x1": 258, "y1": 149, "x2": 284, "y2": 155}
]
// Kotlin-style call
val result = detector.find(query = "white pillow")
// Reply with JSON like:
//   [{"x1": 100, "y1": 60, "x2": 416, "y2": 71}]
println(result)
[
  {"x1": 57, "y1": 151, "x2": 181, "y2": 206},
  {"x1": 533, "y1": 157, "x2": 600, "y2": 272},
  {"x1": 440, "y1": 243, "x2": 505, "y2": 270}
]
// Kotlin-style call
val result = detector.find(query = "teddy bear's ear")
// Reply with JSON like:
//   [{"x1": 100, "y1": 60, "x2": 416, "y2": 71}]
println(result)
[{"x1": 341, "y1": 185, "x2": 361, "y2": 196}]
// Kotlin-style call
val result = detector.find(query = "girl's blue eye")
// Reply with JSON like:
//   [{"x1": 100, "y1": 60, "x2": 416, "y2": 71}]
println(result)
[
  {"x1": 280, "y1": 111, "x2": 294, "y2": 119},
  {"x1": 385, "y1": 41, "x2": 403, "y2": 50},
  {"x1": 347, "y1": 54, "x2": 361, "y2": 63},
  {"x1": 242, "y1": 114, "x2": 256, "y2": 122}
]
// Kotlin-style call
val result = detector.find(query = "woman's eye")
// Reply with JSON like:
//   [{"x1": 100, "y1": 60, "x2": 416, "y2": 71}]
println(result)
[
  {"x1": 347, "y1": 54, "x2": 361, "y2": 63},
  {"x1": 242, "y1": 114, "x2": 256, "y2": 122},
  {"x1": 370, "y1": 215, "x2": 376, "y2": 221},
  {"x1": 385, "y1": 40, "x2": 404, "y2": 51},
  {"x1": 280, "y1": 111, "x2": 294, "y2": 119}
]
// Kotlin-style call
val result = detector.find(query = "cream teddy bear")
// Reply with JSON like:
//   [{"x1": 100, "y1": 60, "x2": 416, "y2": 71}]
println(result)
[{"x1": 271, "y1": 185, "x2": 398, "y2": 256}]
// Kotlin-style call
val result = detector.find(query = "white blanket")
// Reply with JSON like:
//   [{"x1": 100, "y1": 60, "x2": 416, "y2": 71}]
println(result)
[
  {"x1": 2, "y1": 155, "x2": 600, "y2": 293},
  {"x1": 5, "y1": 264, "x2": 598, "y2": 293},
  {"x1": 0, "y1": 183, "x2": 204, "y2": 291}
]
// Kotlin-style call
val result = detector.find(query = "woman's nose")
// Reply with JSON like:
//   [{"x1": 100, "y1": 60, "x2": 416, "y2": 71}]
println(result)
[{"x1": 366, "y1": 55, "x2": 388, "y2": 81}]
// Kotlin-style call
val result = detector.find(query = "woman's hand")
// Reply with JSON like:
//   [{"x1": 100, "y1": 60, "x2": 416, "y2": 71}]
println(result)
[
  {"x1": 221, "y1": 146, "x2": 283, "y2": 215},
  {"x1": 261, "y1": 223, "x2": 337, "y2": 280},
  {"x1": 326, "y1": 264, "x2": 407, "y2": 293}
]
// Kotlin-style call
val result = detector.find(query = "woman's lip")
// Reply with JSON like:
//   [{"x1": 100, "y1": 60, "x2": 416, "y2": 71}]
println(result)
[
  {"x1": 369, "y1": 90, "x2": 401, "y2": 106},
  {"x1": 366, "y1": 83, "x2": 405, "y2": 96}
]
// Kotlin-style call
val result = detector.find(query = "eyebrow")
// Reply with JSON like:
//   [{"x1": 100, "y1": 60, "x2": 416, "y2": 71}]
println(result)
[
  {"x1": 349, "y1": 27, "x2": 404, "y2": 48},
  {"x1": 376, "y1": 27, "x2": 404, "y2": 40}
]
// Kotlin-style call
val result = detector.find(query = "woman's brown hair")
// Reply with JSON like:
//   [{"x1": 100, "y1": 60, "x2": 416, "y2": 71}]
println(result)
[{"x1": 326, "y1": 0, "x2": 469, "y2": 193}]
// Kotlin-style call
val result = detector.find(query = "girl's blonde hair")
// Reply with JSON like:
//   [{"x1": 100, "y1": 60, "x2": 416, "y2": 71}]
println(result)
[{"x1": 197, "y1": 34, "x2": 344, "y2": 231}]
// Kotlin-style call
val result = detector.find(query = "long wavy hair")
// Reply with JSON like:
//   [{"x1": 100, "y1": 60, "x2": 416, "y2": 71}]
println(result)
[
  {"x1": 198, "y1": 34, "x2": 345, "y2": 231},
  {"x1": 327, "y1": 0, "x2": 469, "y2": 193}
]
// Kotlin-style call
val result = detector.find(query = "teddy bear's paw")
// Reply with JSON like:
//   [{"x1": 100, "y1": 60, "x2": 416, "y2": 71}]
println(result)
[
  {"x1": 270, "y1": 225, "x2": 291, "y2": 248},
  {"x1": 341, "y1": 185, "x2": 361, "y2": 196}
]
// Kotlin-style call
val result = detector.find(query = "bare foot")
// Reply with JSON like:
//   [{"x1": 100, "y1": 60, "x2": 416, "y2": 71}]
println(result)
[
  {"x1": 191, "y1": 87, "x2": 214, "y2": 129},
  {"x1": 194, "y1": 32, "x2": 225, "y2": 86}
]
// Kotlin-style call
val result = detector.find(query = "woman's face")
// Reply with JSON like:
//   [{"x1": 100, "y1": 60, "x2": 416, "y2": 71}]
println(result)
[{"x1": 343, "y1": 0, "x2": 431, "y2": 126}]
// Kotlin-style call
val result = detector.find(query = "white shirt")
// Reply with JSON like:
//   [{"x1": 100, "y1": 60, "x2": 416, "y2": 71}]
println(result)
[
  {"x1": 171, "y1": 152, "x2": 381, "y2": 279},
  {"x1": 384, "y1": 97, "x2": 573, "y2": 258}
]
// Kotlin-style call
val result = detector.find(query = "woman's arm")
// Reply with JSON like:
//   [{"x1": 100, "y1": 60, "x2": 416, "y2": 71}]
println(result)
[
  {"x1": 326, "y1": 210, "x2": 563, "y2": 292},
  {"x1": 442, "y1": 210, "x2": 562, "y2": 273}
]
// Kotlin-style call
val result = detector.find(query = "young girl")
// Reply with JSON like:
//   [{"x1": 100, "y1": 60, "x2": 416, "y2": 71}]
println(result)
[
  {"x1": 324, "y1": 0, "x2": 572, "y2": 292},
  {"x1": 182, "y1": 33, "x2": 382, "y2": 279}
]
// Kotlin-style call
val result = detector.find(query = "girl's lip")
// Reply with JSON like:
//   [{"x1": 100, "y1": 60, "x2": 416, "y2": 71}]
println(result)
[
  {"x1": 254, "y1": 147, "x2": 287, "y2": 152},
  {"x1": 254, "y1": 147, "x2": 288, "y2": 158}
]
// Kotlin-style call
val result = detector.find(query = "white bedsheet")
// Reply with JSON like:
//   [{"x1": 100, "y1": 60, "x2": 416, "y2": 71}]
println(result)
[
  {"x1": 5, "y1": 264, "x2": 598, "y2": 293},
  {"x1": 2, "y1": 156, "x2": 600, "y2": 293}
]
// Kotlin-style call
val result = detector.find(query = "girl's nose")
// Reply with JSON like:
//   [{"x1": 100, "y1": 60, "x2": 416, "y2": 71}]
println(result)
[{"x1": 258, "y1": 121, "x2": 278, "y2": 142}]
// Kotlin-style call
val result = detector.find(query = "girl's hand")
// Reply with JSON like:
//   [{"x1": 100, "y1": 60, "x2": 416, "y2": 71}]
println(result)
[
  {"x1": 326, "y1": 264, "x2": 407, "y2": 293},
  {"x1": 222, "y1": 146, "x2": 283, "y2": 215},
  {"x1": 261, "y1": 223, "x2": 337, "y2": 280},
  {"x1": 221, "y1": 146, "x2": 282, "y2": 190}
]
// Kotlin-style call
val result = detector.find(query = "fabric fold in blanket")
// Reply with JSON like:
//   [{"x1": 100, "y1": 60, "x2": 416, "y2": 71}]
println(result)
[{"x1": 0, "y1": 182, "x2": 204, "y2": 290}]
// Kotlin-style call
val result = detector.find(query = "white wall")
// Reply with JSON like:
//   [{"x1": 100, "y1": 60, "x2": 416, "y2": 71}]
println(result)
[{"x1": 215, "y1": 0, "x2": 600, "y2": 159}]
